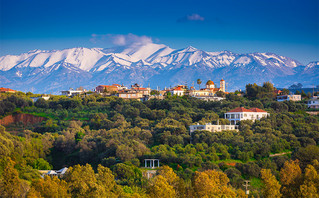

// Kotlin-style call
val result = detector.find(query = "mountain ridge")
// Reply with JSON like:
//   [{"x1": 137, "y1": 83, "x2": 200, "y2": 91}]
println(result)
[{"x1": 0, "y1": 43, "x2": 317, "y2": 93}]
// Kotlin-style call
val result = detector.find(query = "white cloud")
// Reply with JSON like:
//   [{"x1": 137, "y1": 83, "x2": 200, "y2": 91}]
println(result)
[
  {"x1": 90, "y1": 33, "x2": 153, "y2": 46},
  {"x1": 177, "y1": 13, "x2": 205, "y2": 22},
  {"x1": 187, "y1": 14, "x2": 204, "y2": 21}
]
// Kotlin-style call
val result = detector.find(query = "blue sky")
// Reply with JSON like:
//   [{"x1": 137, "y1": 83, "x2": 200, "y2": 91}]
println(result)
[{"x1": 0, "y1": 0, "x2": 318, "y2": 64}]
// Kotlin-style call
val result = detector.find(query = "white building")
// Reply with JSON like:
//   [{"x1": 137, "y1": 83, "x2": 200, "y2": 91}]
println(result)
[
  {"x1": 41, "y1": 167, "x2": 68, "y2": 178},
  {"x1": 189, "y1": 123, "x2": 238, "y2": 133},
  {"x1": 308, "y1": 96, "x2": 319, "y2": 109},
  {"x1": 30, "y1": 95, "x2": 50, "y2": 102},
  {"x1": 277, "y1": 94, "x2": 301, "y2": 102},
  {"x1": 169, "y1": 86, "x2": 186, "y2": 96},
  {"x1": 192, "y1": 96, "x2": 224, "y2": 101},
  {"x1": 190, "y1": 79, "x2": 226, "y2": 98},
  {"x1": 224, "y1": 107, "x2": 269, "y2": 125},
  {"x1": 61, "y1": 89, "x2": 83, "y2": 97}
]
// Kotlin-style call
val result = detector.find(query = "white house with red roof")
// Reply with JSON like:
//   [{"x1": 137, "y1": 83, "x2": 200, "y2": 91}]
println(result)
[
  {"x1": 169, "y1": 86, "x2": 185, "y2": 96},
  {"x1": 224, "y1": 107, "x2": 269, "y2": 124},
  {"x1": 0, "y1": 87, "x2": 17, "y2": 93}
]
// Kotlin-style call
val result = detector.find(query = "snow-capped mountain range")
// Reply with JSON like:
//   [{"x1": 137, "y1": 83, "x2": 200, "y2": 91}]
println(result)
[{"x1": 0, "y1": 43, "x2": 318, "y2": 93}]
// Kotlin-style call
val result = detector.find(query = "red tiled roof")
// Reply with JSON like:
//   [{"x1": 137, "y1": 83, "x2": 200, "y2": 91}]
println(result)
[
  {"x1": 249, "y1": 108, "x2": 267, "y2": 112},
  {"x1": 173, "y1": 87, "x2": 183, "y2": 91},
  {"x1": 220, "y1": 79, "x2": 225, "y2": 81},
  {"x1": 228, "y1": 107, "x2": 254, "y2": 112},
  {"x1": 112, "y1": 84, "x2": 121, "y2": 86},
  {"x1": 97, "y1": 85, "x2": 117, "y2": 88},
  {"x1": 274, "y1": 90, "x2": 282, "y2": 94},
  {"x1": 0, "y1": 87, "x2": 16, "y2": 92},
  {"x1": 134, "y1": 87, "x2": 148, "y2": 90},
  {"x1": 228, "y1": 107, "x2": 267, "y2": 113},
  {"x1": 206, "y1": 80, "x2": 214, "y2": 85}
]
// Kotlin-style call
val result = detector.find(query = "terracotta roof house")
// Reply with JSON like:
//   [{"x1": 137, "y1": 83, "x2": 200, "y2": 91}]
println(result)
[
  {"x1": 225, "y1": 107, "x2": 269, "y2": 124},
  {"x1": 96, "y1": 85, "x2": 118, "y2": 93},
  {"x1": 0, "y1": 87, "x2": 17, "y2": 93},
  {"x1": 169, "y1": 86, "x2": 186, "y2": 96}
]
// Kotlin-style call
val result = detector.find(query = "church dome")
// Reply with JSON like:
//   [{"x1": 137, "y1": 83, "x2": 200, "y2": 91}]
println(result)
[{"x1": 206, "y1": 80, "x2": 215, "y2": 85}]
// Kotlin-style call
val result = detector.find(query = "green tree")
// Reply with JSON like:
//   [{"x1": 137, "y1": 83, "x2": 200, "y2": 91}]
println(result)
[
  {"x1": 116, "y1": 145, "x2": 135, "y2": 162},
  {"x1": 280, "y1": 160, "x2": 302, "y2": 197},
  {"x1": 192, "y1": 170, "x2": 236, "y2": 197},
  {"x1": 261, "y1": 169, "x2": 282, "y2": 198},
  {"x1": 197, "y1": 79, "x2": 202, "y2": 90},
  {"x1": 282, "y1": 88, "x2": 290, "y2": 95},
  {"x1": 148, "y1": 175, "x2": 176, "y2": 198},
  {"x1": 96, "y1": 164, "x2": 121, "y2": 197},
  {"x1": 30, "y1": 176, "x2": 70, "y2": 198},
  {"x1": 0, "y1": 158, "x2": 23, "y2": 198},
  {"x1": 151, "y1": 90, "x2": 160, "y2": 95},
  {"x1": 293, "y1": 145, "x2": 319, "y2": 169},
  {"x1": 64, "y1": 164, "x2": 99, "y2": 197}
]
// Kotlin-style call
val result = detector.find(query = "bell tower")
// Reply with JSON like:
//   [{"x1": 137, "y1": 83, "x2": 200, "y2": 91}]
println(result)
[{"x1": 220, "y1": 79, "x2": 225, "y2": 92}]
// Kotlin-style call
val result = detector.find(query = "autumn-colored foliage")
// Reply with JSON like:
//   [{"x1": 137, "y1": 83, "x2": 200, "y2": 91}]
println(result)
[{"x1": 261, "y1": 169, "x2": 282, "y2": 198}]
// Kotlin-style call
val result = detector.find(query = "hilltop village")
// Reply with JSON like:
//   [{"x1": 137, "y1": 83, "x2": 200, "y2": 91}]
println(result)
[
  {"x1": 0, "y1": 81, "x2": 319, "y2": 197},
  {"x1": 60, "y1": 79, "x2": 227, "y2": 101}
]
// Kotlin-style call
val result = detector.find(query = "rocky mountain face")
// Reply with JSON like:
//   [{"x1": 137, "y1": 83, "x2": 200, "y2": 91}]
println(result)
[{"x1": 0, "y1": 43, "x2": 317, "y2": 93}]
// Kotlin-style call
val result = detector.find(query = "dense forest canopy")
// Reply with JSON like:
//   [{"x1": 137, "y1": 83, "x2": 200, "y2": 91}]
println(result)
[{"x1": 0, "y1": 82, "x2": 319, "y2": 197}]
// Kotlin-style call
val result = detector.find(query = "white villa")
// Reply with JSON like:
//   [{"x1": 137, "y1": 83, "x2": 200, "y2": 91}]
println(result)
[
  {"x1": 30, "y1": 95, "x2": 50, "y2": 102},
  {"x1": 61, "y1": 89, "x2": 83, "y2": 97},
  {"x1": 308, "y1": 96, "x2": 319, "y2": 109},
  {"x1": 169, "y1": 85, "x2": 186, "y2": 96},
  {"x1": 277, "y1": 94, "x2": 301, "y2": 102},
  {"x1": 224, "y1": 107, "x2": 269, "y2": 125},
  {"x1": 189, "y1": 122, "x2": 238, "y2": 133}
]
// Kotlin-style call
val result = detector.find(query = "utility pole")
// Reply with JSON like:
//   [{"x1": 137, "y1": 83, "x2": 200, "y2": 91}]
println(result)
[{"x1": 243, "y1": 180, "x2": 250, "y2": 195}]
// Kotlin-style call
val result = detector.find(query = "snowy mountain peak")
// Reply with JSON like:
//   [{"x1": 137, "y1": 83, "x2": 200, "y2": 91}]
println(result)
[
  {"x1": 180, "y1": 46, "x2": 198, "y2": 53},
  {"x1": 306, "y1": 61, "x2": 319, "y2": 69},
  {"x1": 0, "y1": 43, "x2": 317, "y2": 93},
  {"x1": 27, "y1": 49, "x2": 44, "y2": 54}
]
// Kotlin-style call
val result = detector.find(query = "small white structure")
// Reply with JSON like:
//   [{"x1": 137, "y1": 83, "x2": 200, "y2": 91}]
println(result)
[
  {"x1": 56, "y1": 167, "x2": 68, "y2": 175},
  {"x1": 144, "y1": 159, "x2": 160, "y2": 169},
  {"x1": 225, "y1": 107, "x2": 269, "y2": 125},
  {"x1": 61, "y1": 89, "x2": 83, "y2": 97},
  {"x1": 45, "y1": 170, "x2": 58, "y2": 176},
  {"x1": 308, "y1": 96, "x2": 319, "y2": 109},
  {"x1": 190, "y1": 123, "x2": 238, "y2": 133},
  {"x1": 277, "y1": 95, "x2": 301, "y2": 102},
  {"x1": 192, "y1": 96, "x2": 224, "y2": 101},
  {"x1": 144, "y1": 170, "x2": 157, "y2": 179},
  {"x1": 41, "y1": 167, "x2": 68, "y2": 178},
  {"x1": 30, "y1": 96, "x2": 50, "y2": 102}
]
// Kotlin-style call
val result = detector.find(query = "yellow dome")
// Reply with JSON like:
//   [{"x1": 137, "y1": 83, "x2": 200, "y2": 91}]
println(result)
[{"x1": 206, "y1": 80, "x2": 214, "y2": 85}]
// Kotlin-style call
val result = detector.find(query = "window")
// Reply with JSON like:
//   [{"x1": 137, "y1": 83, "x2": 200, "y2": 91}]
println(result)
[{"x1": 244, "y1": 114, "x2": 247, "y2": 117}]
